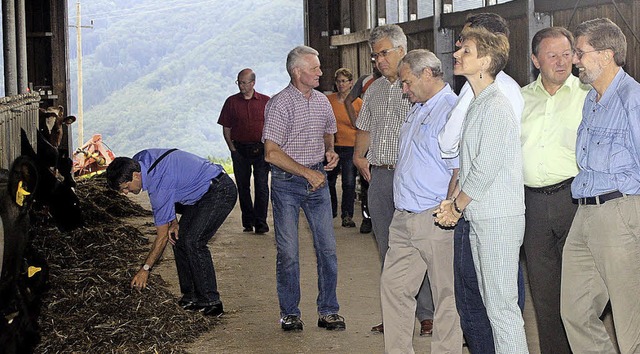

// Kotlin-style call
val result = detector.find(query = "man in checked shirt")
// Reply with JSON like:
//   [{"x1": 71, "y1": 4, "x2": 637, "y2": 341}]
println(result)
[{"x1": 353, "y1": 24, "x2": 434, "y2": 336}]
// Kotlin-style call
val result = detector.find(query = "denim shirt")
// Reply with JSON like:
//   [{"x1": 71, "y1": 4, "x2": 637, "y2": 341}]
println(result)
[{"x1": 571, "y1": 69, "x2": 640, "y2": 198}]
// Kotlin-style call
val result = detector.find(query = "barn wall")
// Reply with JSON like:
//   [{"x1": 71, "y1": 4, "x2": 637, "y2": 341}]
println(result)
[{"x1": 324, "y1": 0, "x2": 640, "y2": 92}]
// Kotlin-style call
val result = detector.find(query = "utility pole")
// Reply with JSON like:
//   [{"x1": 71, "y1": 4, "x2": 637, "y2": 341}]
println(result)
[{"x1": 70, "y1": 1, "x2": 93, "y2": 146}]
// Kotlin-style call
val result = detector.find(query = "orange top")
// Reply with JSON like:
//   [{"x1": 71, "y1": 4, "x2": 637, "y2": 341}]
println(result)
[{"x1": 327, "y1": 93, "x2": 362, "y2": 147}]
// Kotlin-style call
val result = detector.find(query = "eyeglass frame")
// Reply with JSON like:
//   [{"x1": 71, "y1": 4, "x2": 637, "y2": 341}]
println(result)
[
  {"x1": 235, "y1": 80, "x2": 255, "y2": 85},
  {"x1": 574, "y1": 48, "x2": 607, "y2": 60},
  {"x1": 370, "y1": 46, "x2": 402, "y2": 61}
]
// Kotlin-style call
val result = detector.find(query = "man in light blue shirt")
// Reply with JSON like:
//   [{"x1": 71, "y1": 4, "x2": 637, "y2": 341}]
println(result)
[
  {"x1": 380, "y1": 49, "x2": 462, "y2": 354},
  {"x1": 561, "y1": 18, "x2": 640, "y2": 354}
]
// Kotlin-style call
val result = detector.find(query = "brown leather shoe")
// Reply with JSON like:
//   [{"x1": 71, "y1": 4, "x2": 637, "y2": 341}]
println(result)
[
  {"x1": 371, "y1": 322, "x2": 384, "y2": 334},
  {"x1": 420, "y1": 319, "x2": 433, "y2": 336}
]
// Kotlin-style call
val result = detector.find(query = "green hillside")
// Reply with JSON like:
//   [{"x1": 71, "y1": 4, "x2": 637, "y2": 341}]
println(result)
[{"x1": 68, "y1": 0, "x2": 303, "y2": 158}]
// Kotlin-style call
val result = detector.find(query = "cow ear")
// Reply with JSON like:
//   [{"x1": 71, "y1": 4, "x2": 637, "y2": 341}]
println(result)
[
  {"x1": 57, "y1": 105, "x2": 65, "y2": 116},
  {"x1": 64, "y1": 115, "x2": 76, "y2": 125},
  {"x1": 21, "y1": 129, "x2": 36, "y2": 159},
  {"x1": 8, "y1": 156, "x2": 38, "y2": 208}
]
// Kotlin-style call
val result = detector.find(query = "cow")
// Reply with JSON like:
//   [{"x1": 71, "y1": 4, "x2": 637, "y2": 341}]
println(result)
[
  {"x1": 0, "y1": 155, "x2": 41, "y2": 354},
  {"x1": 38, "y1": 105, "x2": 76, "y2": 149},
  {"x1": 21, "y1": 129, "x2": 83, "y2": 231}
]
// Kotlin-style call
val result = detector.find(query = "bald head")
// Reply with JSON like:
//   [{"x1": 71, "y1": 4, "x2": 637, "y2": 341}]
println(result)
[{"x1": 237, "y1": 68, "x2": 256, "y2": 98}]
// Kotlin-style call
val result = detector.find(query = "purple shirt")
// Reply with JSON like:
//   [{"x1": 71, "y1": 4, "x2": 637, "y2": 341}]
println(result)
[
  {"x1": 262, "y1": 83, "x2": 337, "y2": 166},
  {"x1": 134, "y1": 149, "x2": 223, "y2": 226}
]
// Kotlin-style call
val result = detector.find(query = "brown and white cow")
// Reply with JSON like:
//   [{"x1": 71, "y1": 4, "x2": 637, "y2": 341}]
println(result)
[{"x1": 38, "y1": 105, "x2": 76, "y2": 149}]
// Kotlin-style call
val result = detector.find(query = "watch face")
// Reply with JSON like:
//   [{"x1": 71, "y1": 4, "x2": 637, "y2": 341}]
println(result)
[{"x1": 143, "y1": 264, "x2": 150, "y2": 271}]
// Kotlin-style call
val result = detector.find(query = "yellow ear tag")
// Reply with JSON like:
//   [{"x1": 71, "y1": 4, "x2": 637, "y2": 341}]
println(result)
[
  {"x1": 16, "y1": 180, "x2": 31, "y2": 207},
  {"x1": 28, "y1": 266, "x2": 42, "y2": 278}
]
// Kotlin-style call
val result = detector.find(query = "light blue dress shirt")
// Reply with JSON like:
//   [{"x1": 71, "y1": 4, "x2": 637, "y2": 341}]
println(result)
[
  {"x1": 572, "y1": 68, "x2": 640, "y2": 198},
  {"x1": 394, "y1": 84, "x2": 458, "y2": 212}
]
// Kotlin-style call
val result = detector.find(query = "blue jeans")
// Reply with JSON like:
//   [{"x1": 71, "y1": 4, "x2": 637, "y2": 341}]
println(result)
[
  {"x1": 271, "y1": 163, "x2": 339, "y2": 317},
  {"x1": 231, "y1": 145, "x2": 270, "y2": 229},
  {"x1": 327, "y1": 146, "x2": 356, "y2": 218},
  {"x1": 454, "y1": 217, "x2": 525, "y2": 353},
  {"x1": 174, "y1": 174, "x2": 237, "y2": 306}
]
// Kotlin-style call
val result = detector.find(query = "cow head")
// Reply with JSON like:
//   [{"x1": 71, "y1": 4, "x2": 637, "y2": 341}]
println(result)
[{"x1": 38, "y1": 106, "x2": 76, "y2": 149}]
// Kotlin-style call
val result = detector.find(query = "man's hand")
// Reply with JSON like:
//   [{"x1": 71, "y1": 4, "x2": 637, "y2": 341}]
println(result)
[
  {"x1": 168, "y1": 221, "x2": 179, "y2": 246},
  {"x1": 324, "y1": 150, "x2": 339, "y2": 171},
  {"x1": 354, "y1": 156, "x2": 371, "y2": 181},
  {"x1": 434, "y1": 199, "x2": 462, "y2": 228},
  {"x1": 131, "y1": 268, "x2": 150, "y2": 290},
  {"x1": 305, "y1": 169, "x2": 326, "y2": 192}
]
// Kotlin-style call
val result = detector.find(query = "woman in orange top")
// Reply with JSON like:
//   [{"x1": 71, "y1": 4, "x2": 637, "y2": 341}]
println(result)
[{"x1": 327, "y1": 68, "x2": 362, "y2": 228}]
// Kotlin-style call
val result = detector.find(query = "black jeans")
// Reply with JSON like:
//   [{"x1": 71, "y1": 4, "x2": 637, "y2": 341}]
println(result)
[
  {"x1": 327, "y1": 146, "x2": 356, "y2": 218},
  {"x1": 173, "y1": 174, "x2": 237, "y2": 306},
  {"x1": 231, "y1": 143, "x2": 269, "y2": 229}
]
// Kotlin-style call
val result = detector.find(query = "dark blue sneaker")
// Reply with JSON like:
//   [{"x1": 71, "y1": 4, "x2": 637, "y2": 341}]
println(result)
[{"x1": 281, "y1": 315, "x2": 304, "y2": 331}]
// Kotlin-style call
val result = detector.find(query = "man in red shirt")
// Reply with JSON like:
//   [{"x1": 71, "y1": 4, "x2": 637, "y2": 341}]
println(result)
[{"x1": 218, "y1": 68, "x2": 270, "y2": 234}]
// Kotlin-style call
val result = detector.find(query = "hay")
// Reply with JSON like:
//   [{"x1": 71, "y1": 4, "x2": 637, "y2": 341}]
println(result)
[{"x1": 32, "y1": 177, "x2": 218, "y2": 353}]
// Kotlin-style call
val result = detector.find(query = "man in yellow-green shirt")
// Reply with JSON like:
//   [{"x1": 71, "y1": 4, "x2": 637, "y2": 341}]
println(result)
[{"x1": 520, "y1": 27, "x2": 589, "y2": 354}]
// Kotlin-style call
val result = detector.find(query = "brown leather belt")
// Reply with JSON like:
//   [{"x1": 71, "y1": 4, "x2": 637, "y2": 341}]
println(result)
[{"x1": 373, "y1": 164, "x2": 395, "y2": 170}]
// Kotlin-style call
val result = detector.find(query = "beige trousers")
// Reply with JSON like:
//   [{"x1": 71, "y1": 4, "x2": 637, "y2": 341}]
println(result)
[{"x1": 381, "y1": 209, "x2": 463, "y2": 354}]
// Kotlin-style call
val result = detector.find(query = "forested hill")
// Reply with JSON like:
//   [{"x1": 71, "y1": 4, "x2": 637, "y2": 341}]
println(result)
[{"x1": 68, "y1": 0, "x2": 303, "y2": 158}]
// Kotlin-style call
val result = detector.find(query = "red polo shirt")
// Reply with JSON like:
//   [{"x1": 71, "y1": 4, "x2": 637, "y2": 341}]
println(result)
[{"x1": 217, "y1": 91, "x2": 270, "y2": 143}]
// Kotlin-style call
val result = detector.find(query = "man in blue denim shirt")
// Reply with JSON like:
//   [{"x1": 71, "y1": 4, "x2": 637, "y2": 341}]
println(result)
[
  {"x1": 106, "y1": 149, "x2": 237, "y2": 317},
  {"x1": 561, "y1": 18, "x2": 640, "y2": 354},
  {"x1": 263, "y1": 45, "x2": 345, "y2": 332}
]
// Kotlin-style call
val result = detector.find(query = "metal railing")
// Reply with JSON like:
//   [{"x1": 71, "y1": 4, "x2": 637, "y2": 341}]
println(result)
[{"x1": 0, "y1": 93, "x2": 40, "y2": 169}]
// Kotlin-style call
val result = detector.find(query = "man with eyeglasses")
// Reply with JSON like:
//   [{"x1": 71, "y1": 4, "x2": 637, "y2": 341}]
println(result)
[
  {"x1": 218, "y1": 68, "x2": 270, "y2": 234},
  {"x1": 520, "y1": 27, "x2": 589, "y2": 354},
  {"x1": 381, "y1": 48, "x2": 463, "y2": 354},
  {"x1": 353, "y1": 24, "x2": 435, "y2": 336},
  {"x1": 561, "y1": 18, "x2": 640, "y2": 354}
]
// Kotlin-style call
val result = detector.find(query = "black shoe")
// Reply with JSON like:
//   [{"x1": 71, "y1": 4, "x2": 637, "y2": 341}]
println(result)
[
  {"x1": 341, "y1": 216, "x2": 356, "y2": 228},
  {"x1": 178, "y1": 299, "x2": 198, "y2": 311},
  {"x1": 360, "y1": 218, "x2": 372, "y2": 234},
  {"x1": 200, "y1": 303, "x2": 224, "y2": 317},
  {"x1": 281, "y1": 315, "x2": 304, "y2": 331},
  {"x1": 243, "y1": 226, "x2": 253, "y2": 232},
  {"x1": 255, "y1": 224, "x2": 269, "y2": 234},
  {"x1": 317, "y1": 313, "x2": 346, "y2": 331}
]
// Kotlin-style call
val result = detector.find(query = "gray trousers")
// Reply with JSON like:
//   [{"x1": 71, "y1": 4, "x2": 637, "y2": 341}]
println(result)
[
  {"x1": 523, "y1": 186, "x2": 575, "y2": 354},
  {"x1": 369, "y1": 166, "x2": 433, "y2": 321}
]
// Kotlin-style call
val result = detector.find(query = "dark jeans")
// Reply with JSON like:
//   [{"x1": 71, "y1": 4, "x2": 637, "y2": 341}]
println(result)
[
  {"x1": 454, "y1": 217, "x2": 525, "y2": 353},
  {"x1": 327, "y1": 146, "x2": 356, "y2": 218},
  {"x1": 173, "y1": 174, "x2": 237, "y2": 306},
  {"x1": 231, "y1": 144, "x2": 269, "y2": 229}
]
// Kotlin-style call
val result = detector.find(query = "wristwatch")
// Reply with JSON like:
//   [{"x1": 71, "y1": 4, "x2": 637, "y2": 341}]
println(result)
[{"x1": 142, "y1": 264, "x2": 151, "y2": 271}]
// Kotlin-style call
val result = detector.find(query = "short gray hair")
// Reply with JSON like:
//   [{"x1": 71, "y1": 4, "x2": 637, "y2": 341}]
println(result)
[
  {"x1": 574, "y1": 18, "x2": 626, "y2": 67},
  {"x1": 399, "y1": 49, "x2": 443, "y2": 78},
  {"x1": 369, "y1": 24, "x2": 407, "y2": 52},
  {"x1": 286, "y1": 45, "x2": 319, "y2": 77}
]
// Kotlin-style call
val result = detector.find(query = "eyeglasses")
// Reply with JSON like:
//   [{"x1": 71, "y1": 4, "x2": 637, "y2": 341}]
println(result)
[
  {"x1": 574, "y1": 48, "x2": 605, "y2": 60},
  {"x1": 371, "y1": 47, "x2": 401, "y2": 61},
  {"x1": 335, "y1": 79, "x2": 351, "y2": 84},
  {"x1": 235, "y1": 80, "x2": 254, "y2": 85}
]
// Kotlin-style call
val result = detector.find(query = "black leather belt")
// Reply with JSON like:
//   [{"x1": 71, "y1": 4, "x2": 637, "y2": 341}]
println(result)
[
  {"x1": 373, "y1": 164, "x2": 395, "y2": 170},
  {"x1": 577, "y1": 191, "x2": 624, "y2": 205},
  {"x1": 525, "y1": 177, "x2": 574, "y2": 195},
  {"x1": 210, "y1": 172, "x2": 225, "y2": 185}
]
